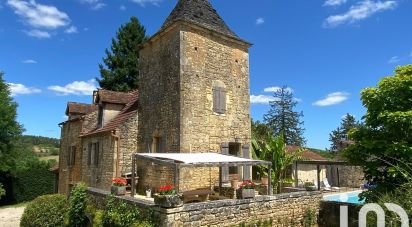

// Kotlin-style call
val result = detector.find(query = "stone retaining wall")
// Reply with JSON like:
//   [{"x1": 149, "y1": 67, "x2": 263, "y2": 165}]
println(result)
[{"x1": 87, "y1": 187, "x2": 321, "y2": 227}]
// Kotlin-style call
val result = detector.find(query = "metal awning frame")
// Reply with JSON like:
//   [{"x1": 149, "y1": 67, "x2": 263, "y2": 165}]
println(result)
[{"x1": 131, "y1": 153, "x2": 272, "y2": 197}]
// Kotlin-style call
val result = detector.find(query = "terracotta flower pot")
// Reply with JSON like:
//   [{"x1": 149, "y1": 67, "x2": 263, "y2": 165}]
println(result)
[
  {"x1": 111, "y1": 186, "x2": 126, "y2": 196},
  {"x1": 231, "y1": 180, "x2": 239, "y2": 189},
  {"x1": 153, "y1": 194, "x2": 183, "y2": 208},
  {"x1": 261, "y1": 177, "x2": 269, "y2": 185}
]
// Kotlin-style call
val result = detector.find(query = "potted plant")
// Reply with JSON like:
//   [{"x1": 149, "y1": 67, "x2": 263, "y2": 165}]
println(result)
[
  {"x1": 304, "y1": 182, "x2": 317, "y2": 191},
  {"x1": 111, "y1": 177, "x2": 127, "y2": 196},
  {"x1": 281, "y1": 178, "x2": 294, "y2": 187},
  {"x1": 153, "y1": 185, "x2": 183, "y2": 208},
  {"x1": 237, "y1": 180, "x2": 256, "y2": 199},
  {"x1": 230, "y1": 174, "x2": 239, "y2": 189},
  {"x1": 261, "y1": 173, "x2": 269, "y2": 185},
  {"x1": 145, "y1": 186, "x2": 152, "y2": 198}
]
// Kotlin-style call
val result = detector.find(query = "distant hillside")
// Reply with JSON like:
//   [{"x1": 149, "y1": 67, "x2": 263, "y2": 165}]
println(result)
[{"x1": 17, "y1": 135, "x2": 60, "y2": 157}]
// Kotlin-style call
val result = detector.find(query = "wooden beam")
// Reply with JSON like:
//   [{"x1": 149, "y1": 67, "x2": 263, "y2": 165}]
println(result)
[
  {"x1": 131, "y1": 153, "x2": 136, "y2": 197},
  {"x1": 268, "y1": 165, "x2": 272, "y2": 195},
  {"x1": 294, "y1": 161, "x2": 299, "y2": 187},
  {"x1": 317, "y1": 164, "x2": 321, "y2": 191},
  {"x1": 174, "y1": 164, "x2": 179, "y2": 193}
]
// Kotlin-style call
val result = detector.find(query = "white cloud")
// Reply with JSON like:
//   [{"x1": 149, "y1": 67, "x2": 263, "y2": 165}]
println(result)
[
  {"x1": 324, "y1": 0, "x2": 347, "y2": 7},
  {"x1": 324, "y1": 0, "x2": 397, "y2": 28},
  {"x1": 8, "y1": 83, "x2": 41, "y2": 96},
  {"x1": 22, "y1": 59, "x2": 37, "y2": 64},
  {"x1": 263, "y1": 86, "x2": 294, "y2": 93},
  {"x1": 79, "y1": 0, "x2": 106, "y2": 10},
  {"x1": 313, "y1": 92, "x2": 350, "y2": 107},
  {"x1": 24, "y1": 29, "x2": 51, "y2": 38},
  {"x1": 130, "y1": 0, "x2": 162, "y2": 7},
  {"x1": 7, "y1": 0, "x2": 70, "y2": 29},
  {"x1": 250, "y1": 95, "x2": 278, "y2": 104},
  {"x1": 65, "y1": 26, "x2": 78, "y2": 34},
  {"x1": 256, "y1": 17, "x2": 265, "y2": 25},
  {"x1": 48, "y1": 79, "x2": 97, "y2": 96},
  {"x1": 120, "y1": 5, "x2": 126, "y2": 11},
  {"x1": 388, "y1": 56, "x2": 400, "y2": 64}
]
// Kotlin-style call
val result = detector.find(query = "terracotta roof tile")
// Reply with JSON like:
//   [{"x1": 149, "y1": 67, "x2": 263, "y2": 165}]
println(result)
[
  {"x1": 286, "y1": 145, "x2": 327, "y2": 161},
  {"x1": 66, "y1": 102, "x2": 96, "y2": 115},
  {"x1": 95, "y1": 89, "x2": 135, "y2": 105}
]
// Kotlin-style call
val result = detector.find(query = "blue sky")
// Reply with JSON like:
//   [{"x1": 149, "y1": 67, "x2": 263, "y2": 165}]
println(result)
[{"x1": 0, "y1": 0, "x2": 411, "y2": 149}]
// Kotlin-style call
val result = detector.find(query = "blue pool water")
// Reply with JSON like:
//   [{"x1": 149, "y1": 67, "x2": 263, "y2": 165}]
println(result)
[{"x1": 323, "y1": 191, "x2": 365, "y2": 205}]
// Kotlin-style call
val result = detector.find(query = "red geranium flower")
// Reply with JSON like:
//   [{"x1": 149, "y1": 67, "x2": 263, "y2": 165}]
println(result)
[
  {"x1": 159, "y1": 185, "x2": 176, "y2": 195},
  {"x1": 112, "y1": 178, "x2": 127, "y2": 187}
]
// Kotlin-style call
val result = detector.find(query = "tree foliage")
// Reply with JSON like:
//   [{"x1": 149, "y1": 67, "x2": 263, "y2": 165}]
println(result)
[
  {"x1": 68, "y1": 183, "x2": 88, "y2": 227},
  {"x1": 264, "y1": 86, "x2": 306, "y2": 146},
  {"x1": 252, "y1": 134, "x2": 304, "y2": 193},
  {"x1": 344, "y1": 64, "x2": 412, "y2": 200},
  {"x1": 329, "y1": 113, "x2": 359, "y2": 152},
  {"x1": 0, "y1": 71, "x2": 23, "y2": 172},
  {"x1": 97, "y1": 17, "x2": 147, "y2": 92}
]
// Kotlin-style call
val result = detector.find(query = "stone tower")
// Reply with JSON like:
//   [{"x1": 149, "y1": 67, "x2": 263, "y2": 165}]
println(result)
[{"x1": 138, "y1": 0, "x2": 251, "y2": 156}]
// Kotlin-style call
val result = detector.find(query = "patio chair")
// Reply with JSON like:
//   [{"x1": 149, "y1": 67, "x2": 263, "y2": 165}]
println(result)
[{"x1": 321, "y1": 178, "x2": 340, "y2": 191}]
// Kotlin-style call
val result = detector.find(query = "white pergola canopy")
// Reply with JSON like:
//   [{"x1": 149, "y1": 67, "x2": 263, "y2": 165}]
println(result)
[{"x1": 137, "y1": 153, "x2": 270, "y2": 166}]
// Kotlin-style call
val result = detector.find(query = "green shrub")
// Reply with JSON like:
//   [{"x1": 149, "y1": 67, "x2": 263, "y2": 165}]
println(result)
[
  {"x1": 68, "y1": 183, "x2": 88, "y2": 227},
  {"x1": 93, "y1": 210, "x2": 104, "y2": 227},
  {"x1": 0, "y1": 183, "x2": 5, "y2": 199},
  {"x1": 302, "y1": 208, "x2": 317, "y2": 227},
  {"x1": 102, "y1": 196, "x2": 153, "y2": 227},
  {"x1": 20, "y1": 194, "x2": 68, "y2": 227},
  {"x1": 13, "y1": 161, "x2": 55, "y2": 202}
]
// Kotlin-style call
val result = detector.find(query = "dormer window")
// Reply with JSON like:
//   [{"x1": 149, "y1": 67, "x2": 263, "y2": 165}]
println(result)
[{"x1": 213, "y1": 81, "x2": 226, "y2": 114}]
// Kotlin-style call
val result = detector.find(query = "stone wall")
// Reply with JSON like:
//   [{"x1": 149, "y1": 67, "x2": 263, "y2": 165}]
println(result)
[
  {"x1": 81, "y1": 134, "x2": 114, "y2": 191},
  {"x1": 86, "y1": 187, "x2": 322, "y2": 227},
  {"x1": 117, "y1": 114, "x2": 139, "y2": 175},
  {"x1": 138, "y1": 25, "x2": 181, "y2": 153},
  {"x1": 179, "y1": 24, "x2": 251, "y2": 153},
  {"x1": 136, "y1": 159, "x2": 175, "y2": 194},
  {"x1": 336, "y1": 166, "x2": 364, "y2": 188},
  {"x1": 82, "y1": 109, "x2": 98, "y2": 134},
  {"x1": 58, "y1": 119, "x2": 83, "y2": 195}
]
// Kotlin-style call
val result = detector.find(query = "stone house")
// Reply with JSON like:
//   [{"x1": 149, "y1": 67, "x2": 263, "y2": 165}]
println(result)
[
  {"x1": 59, "y1": 90, "x2": 138, "y2": 194},
  {"x1": 59, "y1": 0, "x2": 252, "y2": 194}
]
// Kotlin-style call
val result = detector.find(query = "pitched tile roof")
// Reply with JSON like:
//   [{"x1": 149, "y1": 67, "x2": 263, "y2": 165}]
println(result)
[
  {"x1": 82, "y1": 90, "x2": 139, "y2": 137},
  {"x1": 66, "y1": 102, "x2": 96, "y2": 115},
  {"x1": 161, "y1": 0, "x2": 239, "y2": 39},
  {"x1": 286, "y1": 146, "x2": 328, "y2": 161},
  {"x1": 95, "y1": 89, "x2": 135, "y2": 105}
]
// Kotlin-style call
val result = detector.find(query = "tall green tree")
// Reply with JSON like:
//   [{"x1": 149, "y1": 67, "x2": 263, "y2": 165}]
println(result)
[
  {"x1": 329, "y1": 113, "x2": 359, "y2": 152},
  {"x1": 0, "y1": 71, "x2": 23, "y2": 172},
  {"x1": 251, "y1": 119, "x2": 271, "y2": 144},
  {"x1": 344, "y1": 64, "x2": 412, "y2": 201},
  {"x1": 97, "y1": 17, "x2": 147, "y2": 92},
  {"x1": 263, "y1": 86, "x2": 306, "y2": 146}
]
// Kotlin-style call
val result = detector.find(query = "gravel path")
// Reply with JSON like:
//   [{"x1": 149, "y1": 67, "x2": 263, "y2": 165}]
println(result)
[{"x1": 0, "y1": 206, "x2": 25, "y2": 227}]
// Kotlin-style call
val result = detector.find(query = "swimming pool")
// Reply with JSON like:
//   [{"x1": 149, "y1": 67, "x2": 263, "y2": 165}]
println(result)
[{"x1": 323, "y1": 191, "x2": 365, "y2": 205}]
